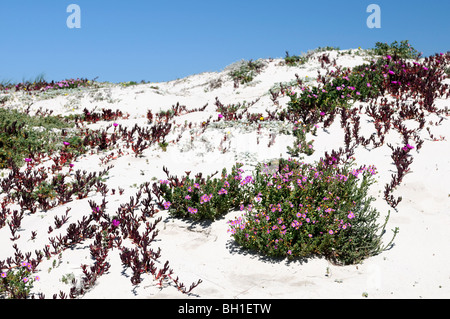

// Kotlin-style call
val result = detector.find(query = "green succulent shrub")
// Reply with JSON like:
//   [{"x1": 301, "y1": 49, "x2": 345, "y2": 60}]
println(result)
[
  {"x1": 229, "y1": 59, "x2": 266, "y2": 86},
  {"x1": 371, "y1": 40, "x2": 421, "y2": 59},
  {"x1": 228, "y1": 158, "x2": 398, "y2": 265},
  {"x1": 158, "y1": 163, "x2": 254, "y2": 221},
  {"x1": 0, "y1": 108, "x2": 75, "y2": 168}
]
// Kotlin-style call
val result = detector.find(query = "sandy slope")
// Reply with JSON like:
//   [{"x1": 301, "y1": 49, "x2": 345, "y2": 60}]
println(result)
[{"x1": 1, "y1": 49, "x2": 449, "y2": 299}]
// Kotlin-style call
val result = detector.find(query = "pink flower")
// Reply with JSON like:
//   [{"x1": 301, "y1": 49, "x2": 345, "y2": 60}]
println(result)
[
  {"x1": 112, "y1": 219, "x2": 120, "y2": 227},
  {"x1": 163, "y1": 201, "x2": 171, "y2": 209},
  {"x1": 1, "y1": 272, "x2": 6, "y2": 278},
  {"x1": 25, "y1": 158, "x2": 32, "y2": 162},
  {"x1": 367, "y1": 83, "x2": 372, "y2": 87},
  {"x1": 347, "y1": 211, "x2": 355, "y2": 219},
  {"x1": 63, "y1": 141, "x2": 70, "y2": 146},
  {"x1": 188, "y1": 207, "x2": 198, "y2": 214},
  {"x1": 200, "y1": 194, "x2": 213, "y2": 204}
]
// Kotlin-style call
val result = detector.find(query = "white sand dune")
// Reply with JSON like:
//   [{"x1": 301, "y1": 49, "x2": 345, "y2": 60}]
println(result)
[{"x1": 1, "y1": 49, "x2": 449, "y2": 299}]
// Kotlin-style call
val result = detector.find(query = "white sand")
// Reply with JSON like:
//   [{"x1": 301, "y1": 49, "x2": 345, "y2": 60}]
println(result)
[{"x1": 1, "y1": 49, "x2": 449, "y2": 299}]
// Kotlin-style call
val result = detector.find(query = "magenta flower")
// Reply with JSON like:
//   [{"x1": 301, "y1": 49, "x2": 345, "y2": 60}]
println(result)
[
  {"x1": 218, "y1": 114, "x2": 223, "y2": 119},
  {"x1": 113, "y1": 123, "x2": 119, "y2": 127},
  {"x1": 112, "y1": 219, "x2": 120, "y2": 227},
  {"x1": 367, "y1": 83, "x2": 372, "y2": 87},
  {"x1": 402, "y1": 144, "x2": 415, "y2": 151},
  {"x1": 185, "y1": 195, "x2": 191, "y2": 200},
  {"x1": 320, "y1": 111, "x2": 325, "y2": 116},
  {"x1": 63, "y1": 141, "x2": 70, "y2": 146},
  {"x1": 188, "y1": 207, "x2": 198, "y2": 214},
  {"x1": 25, "y1": 158, "x2": 32, "y2": 162},
  {"x1": 200, "y1": 194, "x2": 213, "y2": 204}
]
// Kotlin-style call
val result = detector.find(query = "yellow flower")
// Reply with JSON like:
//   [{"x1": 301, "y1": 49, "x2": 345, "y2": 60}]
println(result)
[{"x1": 260, "y1": 116, "x2": 264, "y2": 121}]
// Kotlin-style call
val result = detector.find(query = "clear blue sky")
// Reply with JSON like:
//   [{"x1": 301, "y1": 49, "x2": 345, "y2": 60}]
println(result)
[{"x1": 1, "y1": 0, "x2": 449, "y2": 83}]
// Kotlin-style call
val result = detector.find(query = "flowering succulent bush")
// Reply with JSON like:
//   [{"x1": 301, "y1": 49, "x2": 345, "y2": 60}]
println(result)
[
  {"x1": 1, "y1": 262, "x2": 39, "y2": 299},
  {"x1": 158, "y1": 163, "x2": 254, "y2": 220},
  {"x1": 228, "y1": 158, "x2": 398, "y2": 265},
  {"x1": 287, "y1": 46, "x2": 449, "y2": 118}
]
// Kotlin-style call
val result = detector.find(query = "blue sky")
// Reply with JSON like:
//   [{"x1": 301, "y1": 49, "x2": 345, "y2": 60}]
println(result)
[{"x1": 1, "y1": 0, "x2": 449, "y2": 83}]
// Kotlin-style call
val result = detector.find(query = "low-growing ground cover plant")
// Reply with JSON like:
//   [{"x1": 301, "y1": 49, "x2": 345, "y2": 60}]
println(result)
[
  {"x1": 1, "y1": 261, "x2": 39, "y2": 298},
  {"x1": 157, "y1": 163, "x2": 254, "y2": 221},
  {"x1": 228, "y1": 59, "x2": 266, "y2": 87},
  {"x1": 0, "y1": 108, "x2": 75, "y2": 168},
  {"x1": 0, "y1": 78, "x2": 96, "y2": 93},
  {"x1": 371, "y1": 40, "x2": 422, "y2": 59},
  {"x1": 284, "y1": 51, "x2": 308, "y2": 66},
  {"x1": 228, "y1": 158, "x2": 398, "y2": 265}
]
